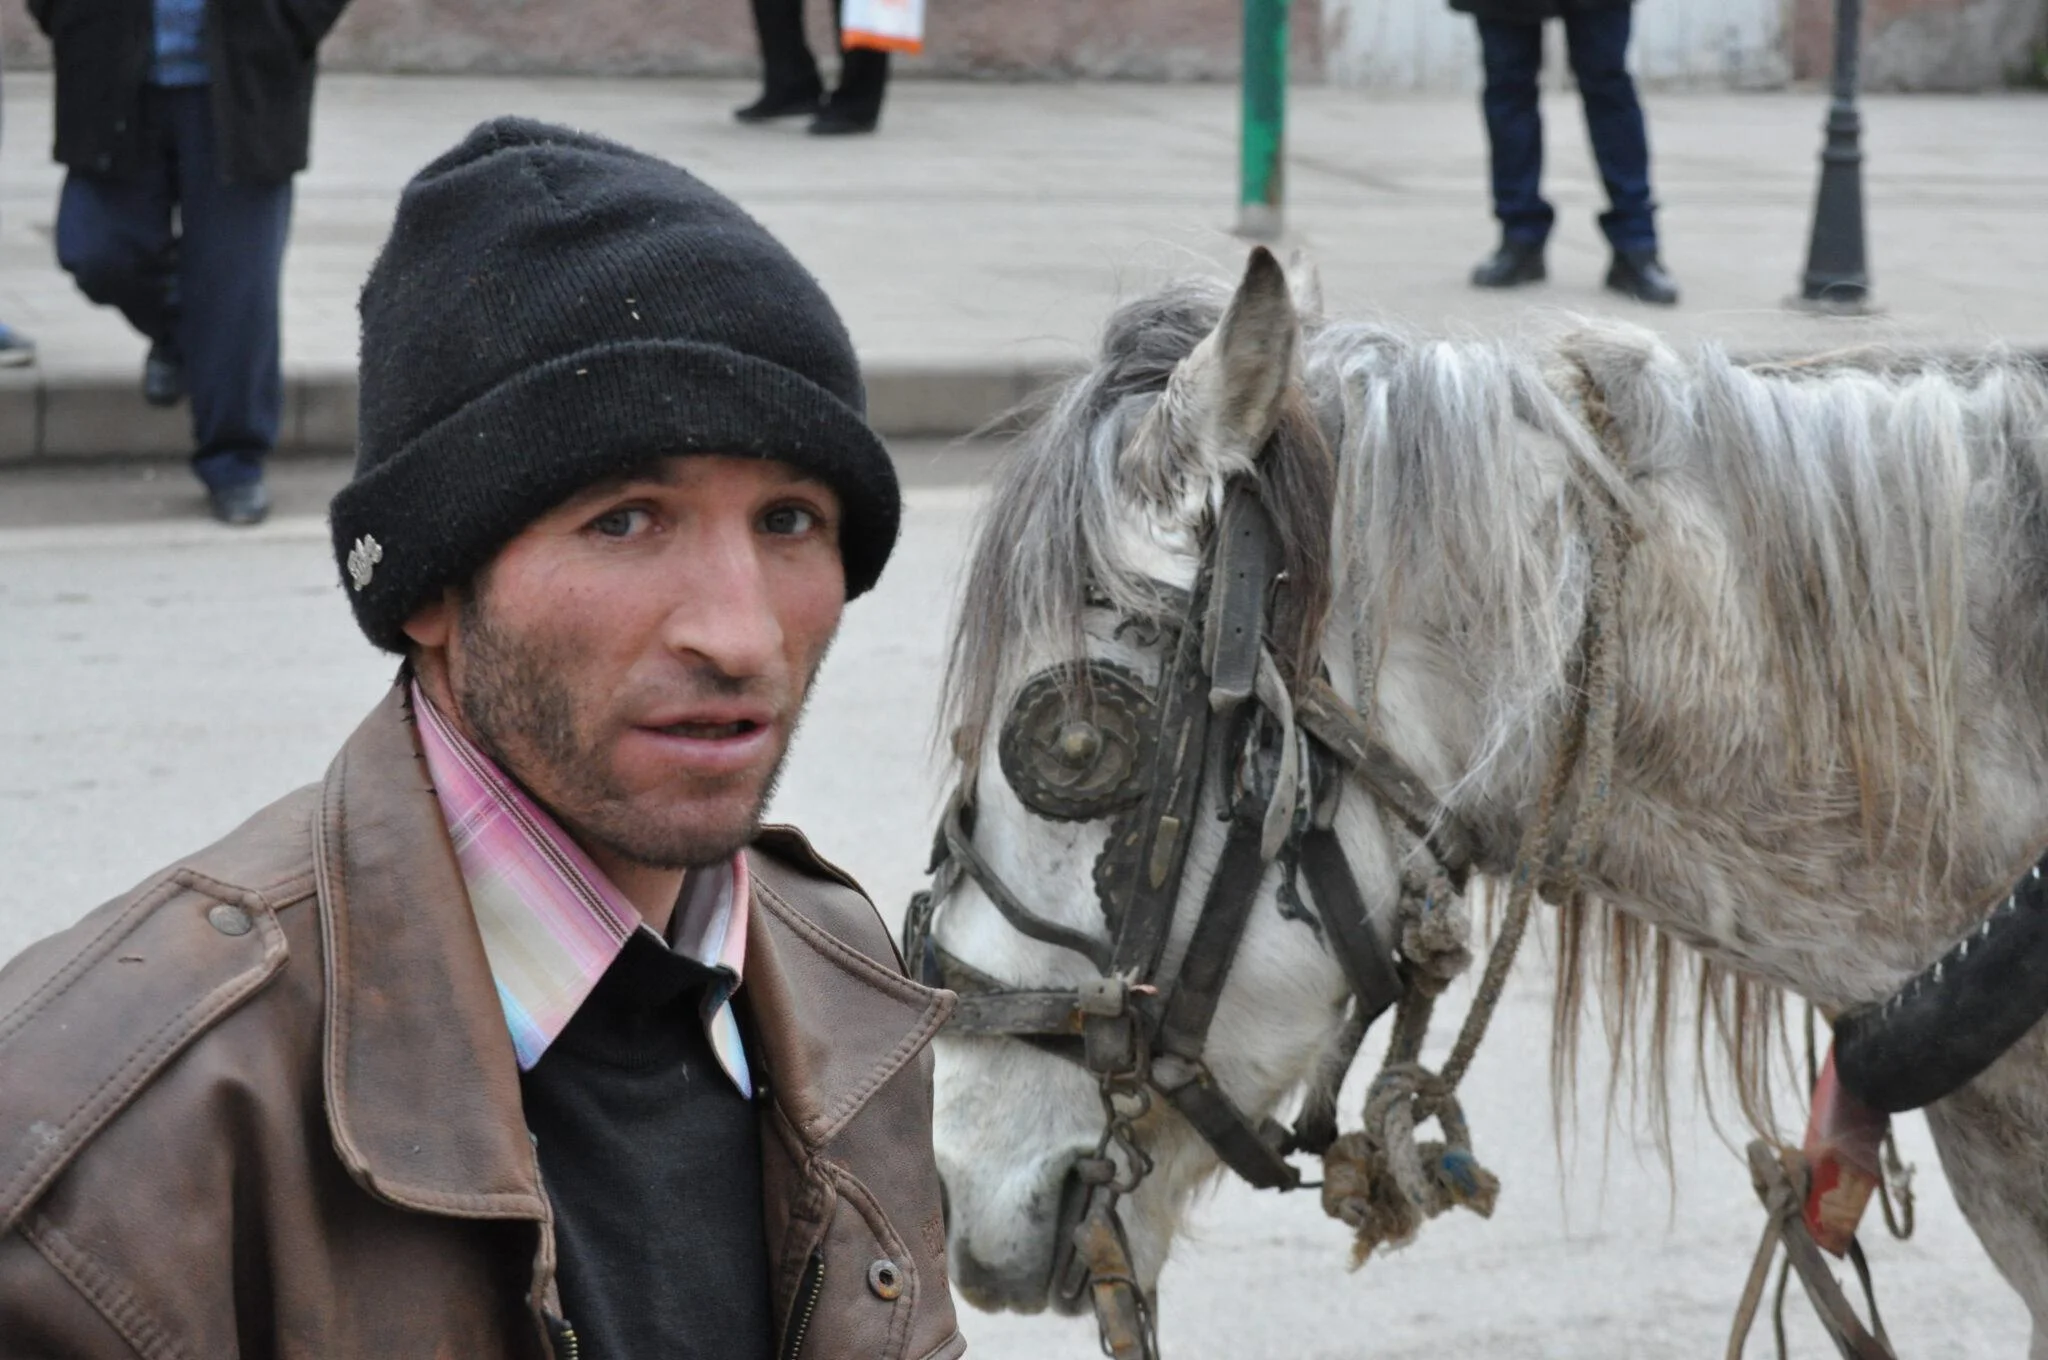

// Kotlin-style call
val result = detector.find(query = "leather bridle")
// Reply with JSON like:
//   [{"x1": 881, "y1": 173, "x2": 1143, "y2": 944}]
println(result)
[{"x1": 904, "y1": 476, "x2": 1482, "y2": 1360}]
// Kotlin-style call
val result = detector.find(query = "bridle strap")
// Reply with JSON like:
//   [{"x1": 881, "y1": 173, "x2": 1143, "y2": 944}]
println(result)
[
  {"x1": 1296, "y1": 679, "x2": 1481, "y2": 888},
  {"x1": 1149, "y1": 815, "x2": 1302, "y2": 1190},
  {"x1": 1153, "y1": 1060, "x2": 1299, "y2": 1191},
  {"x1": 1296, "y1": 827, "x2": 1407, "y2": 1025},
  {"x1": 1202, "y1": 478, "x2": 1280, "y2": 706},
  {"x1": 941, "y1": 799, "x2": 1115, "y2": 972},
  {"x1": 1153, "y1": 817, "x2": 1272, "y2": 1062},
  {"x1": 933, "y1": 943, "x2": 1159, "y2": 1042},
  {"x1": 1103, "y1": 576, "x2": 1219, "y2": 982}
]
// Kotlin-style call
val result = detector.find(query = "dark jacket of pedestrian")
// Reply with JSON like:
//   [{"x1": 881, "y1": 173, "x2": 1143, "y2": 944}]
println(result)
[
  {"x1": 0, "y1": 688, "x2": 966, "y2": 1360},
  {"x1": 1450, "y1": 0, "x2": 1629, "y2": 20},
  {"x1": 26, "y1": 0, "x2": 349, "y2": 183}
]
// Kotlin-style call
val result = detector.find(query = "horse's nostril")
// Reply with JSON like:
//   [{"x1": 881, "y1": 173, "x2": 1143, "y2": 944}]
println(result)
[
  {"x1": 1050, "y1": 1162, "x2": 1092, "y2": 1302},
  {"x1": 939, "y1": 1180, "x2": 952, "y2": 1238}
]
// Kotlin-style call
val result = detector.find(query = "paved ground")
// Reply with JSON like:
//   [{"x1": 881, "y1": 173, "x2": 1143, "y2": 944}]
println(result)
[
  {"x1": 0, "y1": 453, "x2": 2032, "y2": 1358},
  {"x1": 3, "y1": 75, "x2": 2046, "y2": 459}
]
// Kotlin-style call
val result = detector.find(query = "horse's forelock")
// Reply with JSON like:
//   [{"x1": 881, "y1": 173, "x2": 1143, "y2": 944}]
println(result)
[{"x1": 938, "y1": 279, "x2": 1337, "y2": 782}]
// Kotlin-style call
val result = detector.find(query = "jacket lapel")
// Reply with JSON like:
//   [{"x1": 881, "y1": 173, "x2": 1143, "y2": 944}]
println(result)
[
  {"x1": 741, "y1": 849, "x2": 954, "y2": 1151},
  {"x1": 314, "y1": 684, "x2": 547, "y2": 1220}
]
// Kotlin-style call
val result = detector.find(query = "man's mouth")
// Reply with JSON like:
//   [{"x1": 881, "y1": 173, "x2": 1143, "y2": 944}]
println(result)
[
  {"x1": 651, "y1": 719, "x2": 762, "y2": 740},
  {"x1": 623, "y1": 704, "x2": 780, "y2": 778}
]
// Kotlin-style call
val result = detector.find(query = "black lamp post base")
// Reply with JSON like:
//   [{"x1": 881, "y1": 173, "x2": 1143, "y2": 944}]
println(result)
[
  {"x1": 1783, "y1": 291, "x2": 1883, "y2": 318},
  {"x1": 1791, "y1": 0, "x2": 1872, "y2": 314}
]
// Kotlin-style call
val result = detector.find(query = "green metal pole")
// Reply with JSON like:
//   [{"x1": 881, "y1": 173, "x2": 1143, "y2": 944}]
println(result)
[{"x1": 1237, "y1": 0, "x2": 1288, "y2": 240}]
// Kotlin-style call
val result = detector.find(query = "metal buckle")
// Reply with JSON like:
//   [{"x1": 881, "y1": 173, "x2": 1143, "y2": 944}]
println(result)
[
  {"x1": 1083, "y1": 1013, "x2": 1141, "y2": 1075},
  {"x1": 1078, "y1": 977, "x2": 1130, "y2": 1017}
]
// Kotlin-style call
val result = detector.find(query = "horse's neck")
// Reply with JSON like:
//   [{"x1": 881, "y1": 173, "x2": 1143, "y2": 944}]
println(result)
[{"x1": 1418, "y1": 459, "x2": 2048, "y2": 1011}]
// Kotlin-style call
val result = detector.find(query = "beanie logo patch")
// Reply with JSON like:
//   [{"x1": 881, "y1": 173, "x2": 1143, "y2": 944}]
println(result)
[{"x1": 348, "y1": 535, "x2": 385, "y2": 592}]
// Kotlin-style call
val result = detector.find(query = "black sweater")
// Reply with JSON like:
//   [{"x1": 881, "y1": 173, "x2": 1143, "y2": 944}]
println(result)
[{"x1": 521, "y1": 930, "x2": 775, "y2": 1360}]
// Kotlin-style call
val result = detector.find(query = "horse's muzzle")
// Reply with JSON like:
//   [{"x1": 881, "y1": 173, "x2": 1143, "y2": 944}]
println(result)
[{"x1": 942, "y1": 1157, "x2": 1090, "y2": 1315}]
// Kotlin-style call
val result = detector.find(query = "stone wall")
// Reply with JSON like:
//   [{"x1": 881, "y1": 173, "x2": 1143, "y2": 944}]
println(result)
[
  {"x1": 1, "y1": 0, "x2": 1324, "y2": 80},
  {"x1": 1793, "y1": 0, "x2": 2048, "y2": 87},
  {"x1": 4, "y1": 0, "x2": 2042, "y2": 88}
]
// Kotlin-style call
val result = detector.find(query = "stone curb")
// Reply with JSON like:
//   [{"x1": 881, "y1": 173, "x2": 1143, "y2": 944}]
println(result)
[
  {"x1": 5, "y1": 346, "x2": 2043, "y2": 463},
  {"x1": 0, "y1": 362, "x2": 1081, "y2": 462}
]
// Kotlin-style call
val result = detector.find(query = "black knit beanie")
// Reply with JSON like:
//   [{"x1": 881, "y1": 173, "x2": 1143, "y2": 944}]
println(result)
[{"x1": 330, "y1": 117, "x2": 899, "y2": 652}]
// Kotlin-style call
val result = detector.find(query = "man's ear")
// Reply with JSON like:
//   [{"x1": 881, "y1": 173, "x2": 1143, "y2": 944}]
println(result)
[{"x1": 401, "y1": 587, "x2": 459, "y2": 651}]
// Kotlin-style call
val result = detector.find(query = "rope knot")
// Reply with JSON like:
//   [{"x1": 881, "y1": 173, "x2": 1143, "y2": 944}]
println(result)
[
  {"x1": 1397, "y1": 866, "x2": 1472, "y2": 997},
  {"x1": 1320, "y1": 1062, "x2": 1500, "y2": 1269}
]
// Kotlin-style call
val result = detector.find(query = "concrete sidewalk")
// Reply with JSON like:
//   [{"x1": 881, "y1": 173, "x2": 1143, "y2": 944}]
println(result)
[{"x1": 2, "y1": 74, "x2": 2044, "y2": 461}]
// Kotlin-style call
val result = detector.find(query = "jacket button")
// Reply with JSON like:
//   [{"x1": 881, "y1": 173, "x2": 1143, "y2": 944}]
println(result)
[
  {"x1": 867, "y1": 1258, "x2": 903, "y2": 1301},
  {"x1": 207, "y1": 904, "x2": 253, "y2": 936}
]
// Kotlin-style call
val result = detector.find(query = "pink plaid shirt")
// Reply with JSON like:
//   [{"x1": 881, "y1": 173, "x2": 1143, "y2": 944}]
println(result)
[{"x1": 411, "y1": 684, "x2": 752, "y2": 1096}]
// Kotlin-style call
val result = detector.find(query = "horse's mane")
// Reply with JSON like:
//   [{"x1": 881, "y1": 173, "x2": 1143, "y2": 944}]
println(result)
[
  {"x1": 1311, "y1": 317, "x2": 2048, "y2": 1138},
  {"x1": 943, "y1": 273, "x2": 2048, "y2": 1142}
]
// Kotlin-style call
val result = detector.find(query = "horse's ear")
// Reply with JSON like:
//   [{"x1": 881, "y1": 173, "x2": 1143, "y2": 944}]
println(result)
[{"x1": 1123, "y1": 247, "x2": 1301, "y2": 509}]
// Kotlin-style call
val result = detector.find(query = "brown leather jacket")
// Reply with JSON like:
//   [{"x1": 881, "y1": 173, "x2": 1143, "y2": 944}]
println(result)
[{"x1": 0, "y1": 688, "x2": 964, "y2": 1360}]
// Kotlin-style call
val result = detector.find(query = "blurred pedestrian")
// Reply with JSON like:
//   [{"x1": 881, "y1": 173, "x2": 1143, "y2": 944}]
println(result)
[
  {"x1": 735, "y1": 0, "x2": 889, "y2": 136},
  {"x1": 0, "y1": 60, "x2": 37, "y2": 367},
  {"x1": 1453, "y1": 0, "x2": 1680, "y2": 305},
  {"x1": 27, "y1": 0, "x2": 351, "y2": 522}
]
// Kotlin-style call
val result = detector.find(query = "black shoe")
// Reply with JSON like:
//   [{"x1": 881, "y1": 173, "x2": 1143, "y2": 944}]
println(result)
[
  {"x1": 808, "y1": 104, "x2": 879, "y2": 137},
  {"x1": 143, "y1": 340, "x2": 185, "y2": 407},
  {"x1": 207, "y1": 479, "x2": 271, "y2": 527},
  {"x1": 1469, "y1": 240, "x2": 1547, "y2": 289},
  {"x1": 734, "y1": 88, "x2": 823, "y2": 123},
  {"x1": 1605, "y1": 250, "x2": 1680, "y2": 306}
]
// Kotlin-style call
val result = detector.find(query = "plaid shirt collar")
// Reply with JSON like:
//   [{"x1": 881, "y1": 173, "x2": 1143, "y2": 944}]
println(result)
[{"x1": 411, "y1": 683, "x2": 752, "y2": 1096}]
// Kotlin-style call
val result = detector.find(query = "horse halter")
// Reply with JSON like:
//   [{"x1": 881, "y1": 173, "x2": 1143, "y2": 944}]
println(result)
[{"x1": 904, "y1": 476, "x2": 1480, "y2": 1360}]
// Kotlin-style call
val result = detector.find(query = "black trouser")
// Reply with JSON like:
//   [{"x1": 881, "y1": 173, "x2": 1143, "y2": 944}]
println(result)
[
  {"x1": 1477, "y1": 8, "x2": 1657, "y2": 255},
  {"x1": 55, "y1": 85, "x2": 292, "y2": 489},
  {"x1": 749, "y1": 0, "x2": 889, "y2": 120}
]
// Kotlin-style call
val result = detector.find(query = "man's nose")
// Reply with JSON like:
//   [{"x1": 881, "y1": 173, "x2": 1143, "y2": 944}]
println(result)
[{"x1": 658, "y1": 524, "x2": 784, "y2": 678}]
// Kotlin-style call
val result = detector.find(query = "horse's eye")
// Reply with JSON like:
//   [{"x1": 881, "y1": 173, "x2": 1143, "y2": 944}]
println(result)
[{"x1": 998, "y1": 663, "x2": 1155, "y2": 822}]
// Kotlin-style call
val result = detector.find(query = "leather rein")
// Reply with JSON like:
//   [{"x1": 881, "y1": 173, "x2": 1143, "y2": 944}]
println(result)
[{"x1": 902, "y1": 477, "x2": 1482, "y2": 1360}]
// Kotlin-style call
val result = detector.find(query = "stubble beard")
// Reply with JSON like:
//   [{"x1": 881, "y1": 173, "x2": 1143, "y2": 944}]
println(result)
[{"x1": 450, "y1": 591, "x2": 810, "y2": 872}]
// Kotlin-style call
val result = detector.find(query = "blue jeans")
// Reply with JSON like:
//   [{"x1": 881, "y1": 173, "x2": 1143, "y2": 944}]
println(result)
[
  {"x1": 1477, "y1": 9, "x2": 1657, "y2": 255},
  {"x1": 55, "y1": 86, "x2": 293, "y2": 489}
]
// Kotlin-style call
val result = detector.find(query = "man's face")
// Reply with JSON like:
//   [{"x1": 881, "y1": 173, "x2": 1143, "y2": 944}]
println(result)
[{"x1": 424, "y1": 455, "x2": 845, "y2": 872}]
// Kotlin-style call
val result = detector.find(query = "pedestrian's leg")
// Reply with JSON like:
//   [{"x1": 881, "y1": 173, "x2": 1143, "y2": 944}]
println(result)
[
  {"x1": 53, "y1": 148, "x2": 179, "y2": 348},
  {"x1": 829, "y1": 48, "x2": 889, "y2": 125},
  {"x1": 164, "y1": 87, "x2": 290, "y2": 499},
  {"x1": 811, "y1": 3, "x2": 887, "y2": 133},
  {"x1": 743, "y1": 0, "x2": 824, "y2": 107},
  {"x1": 1563, "y1": 6, "x2": 1655, "y2": 254},
  {"x1": 1477, "y1": 18, "x2": 1552, "y2": 247}
]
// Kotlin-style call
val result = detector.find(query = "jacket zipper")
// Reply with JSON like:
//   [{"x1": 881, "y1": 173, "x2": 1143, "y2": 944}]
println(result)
[
  {"x1": 780, "y1": 1249, "x2": 826, "y2": 1360},
  {"x1": 544, "y1": 1311, "x2": 582, "y2": 1360}
]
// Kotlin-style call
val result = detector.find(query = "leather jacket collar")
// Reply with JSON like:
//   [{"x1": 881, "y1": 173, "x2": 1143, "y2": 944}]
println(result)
[{"x1": 315, "y1": 685, "x2": 950, "y2": 1218}]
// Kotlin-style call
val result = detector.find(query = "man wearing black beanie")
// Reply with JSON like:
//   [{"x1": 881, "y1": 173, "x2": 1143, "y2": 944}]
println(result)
[{"x1": 0, "y1": 118, "x2": 964, "y2": 1360}]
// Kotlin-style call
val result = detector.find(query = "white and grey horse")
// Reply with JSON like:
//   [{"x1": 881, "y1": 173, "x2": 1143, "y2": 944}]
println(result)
[{"x1": 925, "y1": 251, "x2": 2048, "y2": 1349}]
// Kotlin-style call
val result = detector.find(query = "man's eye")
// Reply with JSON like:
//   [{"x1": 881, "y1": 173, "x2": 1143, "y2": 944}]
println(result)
[
  {"x1": 589, "y1": 507, "x2": 651, "y2": 538},
  {"x1": 762, "y1": 505, "x2": 819, "y2": 536}
]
